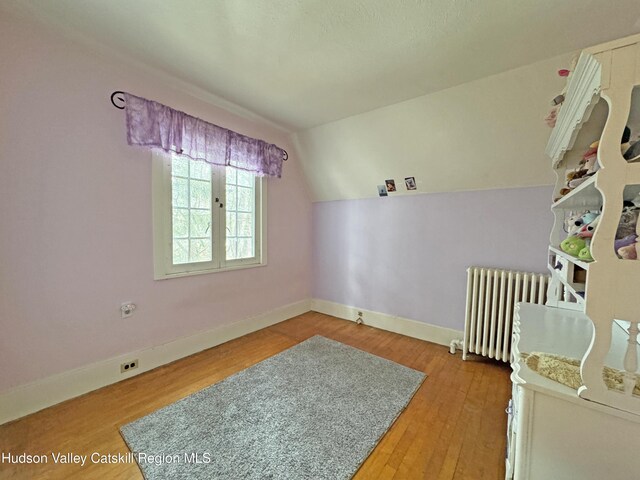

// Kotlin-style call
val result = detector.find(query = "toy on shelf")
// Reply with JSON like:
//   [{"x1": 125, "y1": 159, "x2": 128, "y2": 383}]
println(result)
[
  {"x1": 545, "y1": 107, "x2": 559, "y2": 128},
  {"x1": 559, "y1": 208, "x2": 640, "y2": 261},
  {"x1": 566, "y1": 211, "x2": 599, "y2": 235},
  {"x1": 561, "y1": 236, "x2": 587, "y2": 257},
  {"x1": 557, "y1": 142, "x2": 599, "y2": 198},
  {"x1": 578, "y1": 242, "x2": 593, "y2": 261},
  {"x1": 560, "y1": 211, "x2": 601, "y2": 261},
  {"x1": 620, "y1": 125, "x2": 640, "y2": 162},
  {"x1": 618, "y1": 243, "x2": 638, "y2": 259},
  {"x1": 615, "y1": 233, "x2": 637, "y2": 252},
  {"x1": 623, "y1": 138, "x2": 640, "y2": 162},
  {"x1": 616, "y1": 207, "x2": 639, "y2": 239},
  {"x1": 556, "y1": 129, "x2": 632, "y2": 201},
  {"x1": 544, "y1": 68, "x2": 572, "y2": 128},
  {"x1": 614, "y1": 206, "x2": 639, "y2": 259},
  {"x1": 576, "y1": 215, "x2": 600, "y2": 238}
]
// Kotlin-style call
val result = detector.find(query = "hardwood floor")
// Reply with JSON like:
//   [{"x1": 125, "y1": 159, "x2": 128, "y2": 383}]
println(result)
[{"x1": 0, "y1": 312, "x2": 511, "y2": 479}]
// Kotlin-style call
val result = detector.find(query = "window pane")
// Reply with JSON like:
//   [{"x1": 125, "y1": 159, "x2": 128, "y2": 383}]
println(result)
[
  {"x1": 173, "y1": 239, "x2": 189, "y2": 264},
  {"x1": 172, "y1": 177, "x2": 189, "y2": 208},
  {"x1": 190, "y1": 210, "x2": 211, "y2": 237},
  {"x1": 226, "y1": 166, "x2": 237, "y2": 185},
  {"x1": 237, "y1": 212, "x2": 253, "y2": 237},
  {"x1": 226, "y1": 185, "x2": 237, "y2": 211},
  {"x1": 190, "y1": 239, "x2": 212, "y2": 263},
  {"x1": 190, "y1": 180, "x2": 211, "y2": 209},
  {"x1": 226, "y1": 211, "x2": 236, "y2": 237},
  {"x1": 237, "y1": 238, "x2": 253, "y2": 258},
  {"x1": 237, "y1": 186, "x2": 253, "y2": 212},
  {"x1": 172, "y1": 156, "x2": 189, "y2": 177},
  {"x1": 190, "y1": 161, "x2": 211, "y2": 180},
  {"x1": 237, "y1": 169, "x2": 253, "y2": 187},
  {"x1": 172, "y1": 208, "x2": 189, "y2": 238},
  {"x1": 226, "y1": 238, "x2": 237, "y2": 260},
  {"x1": 171, "y1": 156, "x2": 213, "y2": 266},
  {"x1": 224, "y1": 167, "x2": 256, "y2": 262}
]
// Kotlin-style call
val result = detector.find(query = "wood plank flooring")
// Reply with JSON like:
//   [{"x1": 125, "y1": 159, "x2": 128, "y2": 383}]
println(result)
[{"x1": 0, "y1": 312, "x2": 511, "y2": 479}]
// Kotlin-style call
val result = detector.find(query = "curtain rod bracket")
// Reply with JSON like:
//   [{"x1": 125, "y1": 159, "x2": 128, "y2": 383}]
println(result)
[{"x1": 111, "y1": 91, "x2": 125, "y2": 109}]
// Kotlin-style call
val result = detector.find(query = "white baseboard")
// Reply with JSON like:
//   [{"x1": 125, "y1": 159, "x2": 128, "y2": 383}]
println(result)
[
  {"x1": 0, "y1": 298, "x2": 461, "y2": 425},
  {"x1": 0, "y1": 299, "x2": 311, "y2": 425},
  {"x1": 310, "y1": 299, "x2": 462, "y2": 347}
]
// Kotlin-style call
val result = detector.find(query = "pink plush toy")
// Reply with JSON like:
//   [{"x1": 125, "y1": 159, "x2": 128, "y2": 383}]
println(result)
[
  {"x1": 618, "y1": 244, "x2": 638, "y2": 260},
  {"x1": 545, "y1": 107, "x2": 558, "y2": 128},
  {"x1": 576, "y1": 215, "x2": 600, "y2": 238}
]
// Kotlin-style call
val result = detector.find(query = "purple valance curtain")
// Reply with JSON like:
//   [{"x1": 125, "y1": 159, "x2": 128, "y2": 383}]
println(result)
[{"x1": 123, "y1": 93, "x2": 286, "y2": 178}]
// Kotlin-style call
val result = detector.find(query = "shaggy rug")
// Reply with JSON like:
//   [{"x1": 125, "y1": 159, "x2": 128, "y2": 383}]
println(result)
[{"x1": 120, "y1": 335, "x2": 425, "y2": 479}]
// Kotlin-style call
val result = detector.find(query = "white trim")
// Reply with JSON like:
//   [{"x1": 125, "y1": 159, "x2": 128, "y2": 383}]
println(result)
[
  {"x1": 310, "y1": 299, "x2": 463, "y2": 347},
  {"x1": 0, "y1": 299, "x2": 311, "y2": 425},
  {"x1": 152, "y1": 152, "x2": 267, "y2": 280},
  {"x1": 0, "y1": 298, "x2": 462, "y2": 425}
]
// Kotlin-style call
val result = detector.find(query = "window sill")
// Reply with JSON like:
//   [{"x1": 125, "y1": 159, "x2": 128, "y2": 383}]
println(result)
[{"x1": 154, "y1": 260, "x2": 267, "y2": 280}]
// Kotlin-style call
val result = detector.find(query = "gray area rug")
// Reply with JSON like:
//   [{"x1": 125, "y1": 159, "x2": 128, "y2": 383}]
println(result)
[{"x1": 120, "y1": 335, "x2": 425, "y2": 479}]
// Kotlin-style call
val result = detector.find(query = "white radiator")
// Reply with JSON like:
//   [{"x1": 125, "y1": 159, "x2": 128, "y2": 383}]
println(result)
[{"x1": 450, "y1": 267, "x2": 549, "y2": 362}]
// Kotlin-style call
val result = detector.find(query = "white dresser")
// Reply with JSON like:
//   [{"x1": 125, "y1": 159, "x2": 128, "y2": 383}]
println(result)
[{"x1": 506, "y1": 303, "x2": 640, "y2": 480}]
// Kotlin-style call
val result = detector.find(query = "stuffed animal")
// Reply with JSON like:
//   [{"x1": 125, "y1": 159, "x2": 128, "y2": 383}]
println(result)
[
  {"x1": 617, "y1": 205, "x2": 640, "y2": 259},
  {"x1": 567, "y1": 169, "x2": 589, "y2": 189},
  {"x1": 561, "y1": 236, "x2": 587, "y2": 257},
  {"x1": 624, "y1": 141, "x2": 640, "y2": 162},
  {"x1": 576, "y1": 215, "x2": 600, "y2": 238},
  {"x1": 545, "y1": 106, "x2": 558, "y2": 128},
  {"x1": 583, "y1": 154, "x2": 599, "y2": 175},
  {"x1": 565, "y1": 211, "x2": 598, "y2": 235},
  {"x1": 565, "y1": 213, "x2": 583, "y2": 235},
  {"x1": 578, "y1": 242, "x2": 593, "y2": 261},
  {"x1": 558, "y1": 129, "x2": 632, "y2": 199},
  {"x1": 622, "y1": 127, "x2": 640, "y2": 162},
  {"x1": 616, "y1": 208, "x2": 639, "y2": 239},
  {"x1": 618, "y1": 243, "x2": 638, "y2": 260},
  {"x1": 614, "y1": 233, "x2": 638, "y2": 251}
]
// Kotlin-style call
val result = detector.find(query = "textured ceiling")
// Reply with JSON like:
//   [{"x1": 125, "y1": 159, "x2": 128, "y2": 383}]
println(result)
[{"x1": 3, "y1": 0, "x2": 640, "y2": 131}]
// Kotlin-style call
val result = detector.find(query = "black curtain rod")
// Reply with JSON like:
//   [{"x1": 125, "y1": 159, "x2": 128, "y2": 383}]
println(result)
[{"x1": 109, "y1": 90, "x2": 288, "y2": 161}]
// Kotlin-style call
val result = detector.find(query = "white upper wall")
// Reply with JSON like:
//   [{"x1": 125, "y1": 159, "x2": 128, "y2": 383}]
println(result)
[{"x1": 293, "y1": 54, "x2": 570, "y2": 202}]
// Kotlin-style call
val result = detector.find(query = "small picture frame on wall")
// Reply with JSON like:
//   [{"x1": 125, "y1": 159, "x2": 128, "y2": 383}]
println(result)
[
  {"x1": 405, "y1": 177, "x2": 417, "y2": 190},
  {"x1": 377, "y1": 185, "x2": 388, "y2": 197},
  {"x1": 385, "y1": 179, "x2": 396, "y2": 192}
]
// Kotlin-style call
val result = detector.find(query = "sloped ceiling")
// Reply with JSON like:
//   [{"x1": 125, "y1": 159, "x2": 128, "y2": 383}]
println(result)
[
  {"x1": 3, "y1": 0, "x2": 640, "y2": 131},
  {"x1": 293, "y1": 54, "x2": 571, "y2": 201}
]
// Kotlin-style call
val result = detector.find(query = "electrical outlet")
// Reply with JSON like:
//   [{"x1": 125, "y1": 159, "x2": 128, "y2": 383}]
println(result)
[
  {"x1": 120, "y1": 302, "x2": 136, "y2": 319},
  {"x1": 120, "y1": 359, "x2": 139, "y2": 374}
]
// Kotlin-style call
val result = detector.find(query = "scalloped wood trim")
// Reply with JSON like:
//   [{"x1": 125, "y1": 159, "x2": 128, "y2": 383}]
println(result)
[{"x1": 546, "y1": 52, "x2": 602, "y2": 167}]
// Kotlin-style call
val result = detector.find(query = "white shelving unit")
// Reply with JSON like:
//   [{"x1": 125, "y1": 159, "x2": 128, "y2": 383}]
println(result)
[
  {"x1": 506, "y1": 33, "x2": 640, "y2": 479},
  {"x1": 507, "y1": 304, "x2": 640, "y2": 480}
]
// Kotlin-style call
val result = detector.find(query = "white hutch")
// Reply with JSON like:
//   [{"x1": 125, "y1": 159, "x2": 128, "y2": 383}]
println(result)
[{"x1": 507, "y1": 34, "x2": 640, "y2": 479}]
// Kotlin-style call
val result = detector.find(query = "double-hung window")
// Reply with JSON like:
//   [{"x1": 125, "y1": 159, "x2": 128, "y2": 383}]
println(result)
[{"x1": 152, "y1": 152, "x2": 266, "y2": 279}]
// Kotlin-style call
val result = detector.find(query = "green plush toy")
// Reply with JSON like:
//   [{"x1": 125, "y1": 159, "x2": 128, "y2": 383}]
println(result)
[
  {"x1": 561, "y1": 236, "x2": 586, "y2": 257},
  {"x1": 578, "y1": 245, "x2": 593, "y2": 261}
]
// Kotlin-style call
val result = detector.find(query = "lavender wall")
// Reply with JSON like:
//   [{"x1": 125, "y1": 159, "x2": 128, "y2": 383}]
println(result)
[
  {"x1": 313, "y1": 186, "x2": 553, "y2": 330},
  {"x1": 0, "y1": 15, "x2": 312, "y2": 391}
]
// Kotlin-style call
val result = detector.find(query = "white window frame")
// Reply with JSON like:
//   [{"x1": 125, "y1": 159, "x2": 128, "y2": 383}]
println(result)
[{"x1": 152, "y1": 151, "x2": 267, "y2": 280}]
